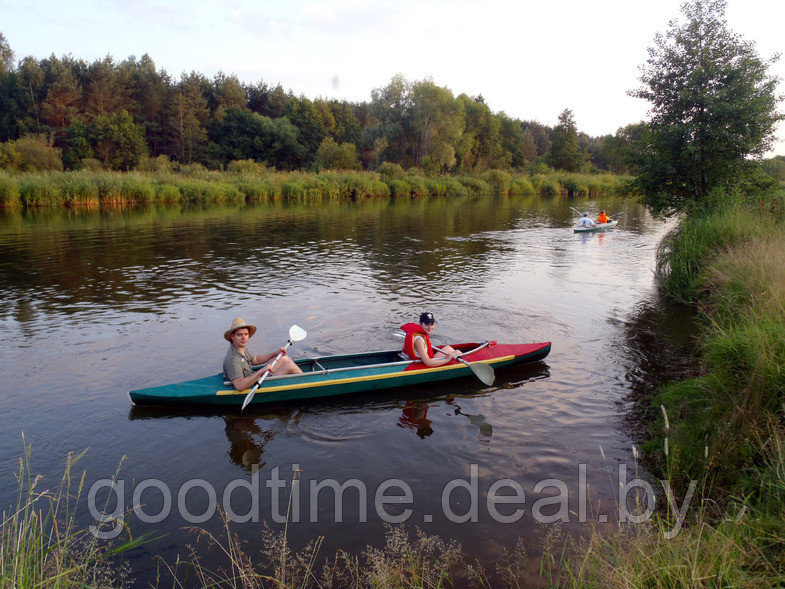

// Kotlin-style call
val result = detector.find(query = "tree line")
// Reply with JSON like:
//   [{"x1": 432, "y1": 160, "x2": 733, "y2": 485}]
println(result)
[{"x1": 0, "y1": 33, "x2": 634, "y2": 175}]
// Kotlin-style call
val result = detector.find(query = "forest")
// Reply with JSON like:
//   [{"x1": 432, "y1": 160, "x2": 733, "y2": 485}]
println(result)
[{"x1": 0, "y1": 32, "x2": 633, "y2": 176}]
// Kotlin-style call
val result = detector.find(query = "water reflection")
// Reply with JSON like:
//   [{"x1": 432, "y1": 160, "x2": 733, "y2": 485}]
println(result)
[
  {"x1": 448, "y1": 400, "x2": 493, "y2": 438},
  {"x1": 398, "y1": 402, "x2": 434, "y2": 438}
]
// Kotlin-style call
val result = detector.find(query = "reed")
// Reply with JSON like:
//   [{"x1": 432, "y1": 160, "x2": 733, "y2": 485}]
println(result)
[
  {"x1": 0, "y1": 438, "x2": 145, "y2": 587},
  {"x1": 0, "y1": 172, "x2": 20, "y2": 207},
  {"x1": 1, "y1": 169, "x2": 632, "y2": 208}
]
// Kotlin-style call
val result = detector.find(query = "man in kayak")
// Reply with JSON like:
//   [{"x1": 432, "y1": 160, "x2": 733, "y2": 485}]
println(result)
[
  {"x1": 596, "y1": 210, "x2": 609, "y2": 224},
  {"x1": 578, "y1": 212, "x2": 596, "y2": 228},
  {"x1": 223, "y1": 317, "x2": 302, "y2": 391},
  {"x1": 401, "y1": 312, "x2": 459, "y2": 367}
]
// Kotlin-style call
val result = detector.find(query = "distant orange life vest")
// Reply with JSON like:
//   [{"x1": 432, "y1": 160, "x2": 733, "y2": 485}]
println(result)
[
  {"x1": 597, "y1": 213, "x2": 609, "y2": 224},
  {"x1": 401, "y1": 323, "x2": 434, "y2": 360}
]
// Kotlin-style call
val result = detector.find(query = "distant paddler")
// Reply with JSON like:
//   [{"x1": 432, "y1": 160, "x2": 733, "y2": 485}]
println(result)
[
  {"x1": 596, "y1": 210, "x2": 610, "y2": 224},
  {"x1": 223, "y1": 317, "x2": 302, "y2": 391},
  {"x1": 577, "y1": 212, "x2": 596, "y2": 228}
]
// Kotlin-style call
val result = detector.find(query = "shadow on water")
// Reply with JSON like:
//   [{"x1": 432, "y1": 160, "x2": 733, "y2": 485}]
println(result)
[{"x1": 615, "y1": 291, "x2": 700, "y2": 445}]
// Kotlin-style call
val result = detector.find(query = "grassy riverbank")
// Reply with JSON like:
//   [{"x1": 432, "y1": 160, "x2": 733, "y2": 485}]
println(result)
[
  {"x1": 561, "y1": 189, "x2": 785, "y2": 585},
  {"x1": 0, "y1": 166, "x2": 629, "y2": 208}
]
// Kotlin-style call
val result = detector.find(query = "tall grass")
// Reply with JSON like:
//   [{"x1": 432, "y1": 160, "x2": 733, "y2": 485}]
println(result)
[
  {"x1": 1, "y1": 438, "x2": 145, "y2": 587},
  {"x1": 159, "y1": 518, "x2": 465, "y2": 588},
  {"x1": 566, "y1": 196, "x2": 785, "y2": 586},
  {"x1": 0, "y1": 171, "x2": 20, "y2": 207},
  {"x1": 0, "y1": 168, "x2": 631, "y2": 208}
]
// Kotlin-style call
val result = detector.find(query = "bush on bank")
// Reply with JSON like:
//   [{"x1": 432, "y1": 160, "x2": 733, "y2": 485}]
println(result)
[{"x1": 0, "y1": 167, "x2": 631, "y2": 208}]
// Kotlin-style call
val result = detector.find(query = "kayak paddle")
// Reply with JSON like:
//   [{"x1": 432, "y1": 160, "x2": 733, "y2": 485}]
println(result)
[
  {"x1": 394, "y1": 331, "x2": 495, "y2": 386},
  {"x1": 241, "y1": 325, "x2": 307, "y2": 411},
  {"x1": 434, "y1": 343, "x2": 495, "y2": 386}
]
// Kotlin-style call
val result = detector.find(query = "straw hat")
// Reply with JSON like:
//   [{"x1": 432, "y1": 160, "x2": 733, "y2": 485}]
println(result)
[{"x1": 224, "y1": 317, "x2": 257, "y2": 342}]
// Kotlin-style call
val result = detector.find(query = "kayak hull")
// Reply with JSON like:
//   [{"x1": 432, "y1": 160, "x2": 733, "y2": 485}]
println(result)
[
  {"x1": 574, "y1": 220, "x2": 618, "y2": 233},
  {"x1": 129, "y1": 341, "x2": 551, "y2": 407}
]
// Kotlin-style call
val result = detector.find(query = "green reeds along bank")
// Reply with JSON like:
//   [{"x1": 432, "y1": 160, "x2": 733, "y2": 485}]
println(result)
[
  {"x1": 1, "y1": 439, "x2": 146, "y2": 587},
  {"x1": 0, "y1": 168, "x2": 630, "y2": 208},
  {"x1": 0, "y1": 172, "x2": 20, "y2": 207}
]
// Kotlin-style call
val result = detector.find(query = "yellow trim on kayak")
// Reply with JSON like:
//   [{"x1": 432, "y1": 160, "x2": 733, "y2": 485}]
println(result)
[{"x1": 216, "y1": 355, "x2": 516, "y2": 396}]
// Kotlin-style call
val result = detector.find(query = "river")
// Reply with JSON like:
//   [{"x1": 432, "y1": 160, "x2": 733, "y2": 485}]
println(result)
[{"x1": 0, "y1": 194, "x2": 694, "y2": 584}]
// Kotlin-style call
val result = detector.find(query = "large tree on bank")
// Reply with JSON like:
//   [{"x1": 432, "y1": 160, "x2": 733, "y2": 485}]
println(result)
[{"x1": 631, "y1": 0, "x2": 782, "y2": 214}]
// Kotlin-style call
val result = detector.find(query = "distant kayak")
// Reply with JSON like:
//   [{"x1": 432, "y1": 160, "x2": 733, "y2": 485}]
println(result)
[
  {"x1": 574, "y1": 220, "x2": 618, "y2": 233},
  {"x1": 129, "y1": 341, "x2": 552, "y2": 407}
]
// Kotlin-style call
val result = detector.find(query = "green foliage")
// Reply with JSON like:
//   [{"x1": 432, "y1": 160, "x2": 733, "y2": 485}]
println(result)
[
  {"x1": 9, "y1": 135, "x2": 63, "y2": 171},
  {"x1": 761, "y1": 155, "x2": 785, "y2": 182},
  {"x1": 0, "y1": 441, "x2": 144, "y2": 587},
  {"x1": 631, "y1": 0, "x2": 783, "y2": 214},
  {"x1": 19, "y1": 175, "x2": 62, "y2": 206},
  {"x1": 481, "y1": 169, "x2": 512, "y2": 195},
  {"x1": 226, "y1": 158, "x2": 266, "y2": 175},
  {"x1": 387, "y1": 178, "x2": 412, "y2": 196},
  {"x1": 655, "y1": 206, "x2": 769, "y2": 302},
  {"x1": 376, "y1": 161, "x2": 406, "y2": 180},
  {"x1": 154, "y1": 182, "x2": 181, "y2": 203},
  {"x1": 545, "y1": 109, "x2": 588, "y2": 172},
  {"x1": 137, "y1": 154, "x2": 173, "y2": 173},
  {"x1": 59, "y1": 172, "x2": 99, "y2": 204},
  {"x1": 89, "y1": 111, "x2": 148, "y2": 170},
  {"x1": 0, "y1": 32, "x2": 13, "y2": 73},
  {"x1": 0, "y1": 171, "x2": 20, "y2": 206},
  {"x1": 508, "y1": 176, "x2": 536, "y2": 196},
  {"x1": 0, "y1": 141, "x2": 23, "y2": 170},
  {"x1": 314, "y1": 137, "x2": 361, "y2": 171},
  {"x1": 405, "y1": 174, "x2": 429, "y2": 197},
  {"x1": 456, "y1": 176, "x2": 492, "y2": 194},
  {"x1": 531, "y1": 174, "x2": 565, "y2": 197},
  {"x1": 208, "y1": 106, "x2": 303, "y2": 169}
]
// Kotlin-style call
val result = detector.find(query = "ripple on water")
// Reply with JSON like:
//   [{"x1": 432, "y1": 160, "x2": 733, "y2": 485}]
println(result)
[{"x1": 288, "y1": 407, "x2": 396, "y2": 443}]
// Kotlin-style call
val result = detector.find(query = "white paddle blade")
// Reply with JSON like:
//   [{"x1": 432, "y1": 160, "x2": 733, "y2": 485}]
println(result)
[{"x1": 289, "y1": 325, "x2": 307, "y2": 342}]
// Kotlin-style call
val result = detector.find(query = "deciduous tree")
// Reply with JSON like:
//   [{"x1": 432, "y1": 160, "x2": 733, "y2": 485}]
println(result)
[{"x1": 631, "y1": 0, "x2": 782, "y2": 213}]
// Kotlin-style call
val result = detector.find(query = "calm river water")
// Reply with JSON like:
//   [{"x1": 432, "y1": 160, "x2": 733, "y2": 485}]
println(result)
[{"x1": 0, "y1": 194, "x2": 695, "y2": 584}]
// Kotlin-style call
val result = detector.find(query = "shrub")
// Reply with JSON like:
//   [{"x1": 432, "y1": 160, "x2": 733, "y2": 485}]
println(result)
[
  {"x1": 137, "y1": 155, "x2": 173, "y2": 173},
  {"x1": 13, "y1": 135, "x2": 63, "y2": 172},
  {"x1": 406, "y1": 175, "x2": 429, "y2": 197},
  {"x1": 456, "y1": 176, "x2": 492, "y2": 194},
  {"x1": 0, "y1": 142, "x2": 23, "y2": 170},
  {"x1": 80, "y1": 158, "x2": 104, "y2": 172},
  {"x1": 377, "y1": 162, "x2": 407, "y2": 180},
  {"x1": 387, "y1": 179, "x2": 412, "y2": 197},
  {"x1": 481, "y1": 169, "x2": 512, "y2": 195},
  {"x1": 509, "y1": 177, "x2": 536, "y2": 195},
  {"x1": 227, "y1": 159, "x2": 266, "y2": 175}
]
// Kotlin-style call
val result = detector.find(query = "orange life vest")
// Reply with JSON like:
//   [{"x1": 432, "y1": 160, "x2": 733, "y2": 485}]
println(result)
[
  {"x1": 597, "y1": 213, "x2": 608, "y2": 223},
  {"x1": 400, "y1": 323, "x2": 434, "y2": 360}
]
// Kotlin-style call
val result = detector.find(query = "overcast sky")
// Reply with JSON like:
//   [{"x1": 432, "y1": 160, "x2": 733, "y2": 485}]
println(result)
[{"x1": 2, "y1": 0, "x2": 783, "y2": 155}]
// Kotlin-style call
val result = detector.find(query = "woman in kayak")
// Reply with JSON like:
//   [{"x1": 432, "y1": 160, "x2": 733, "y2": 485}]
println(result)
[
  {"x1": 223, "y1": 317, "x2": 302, "y2": 391},
  {"x1": 401, "y1": 312, "x2": 459, "y2": 367},
  {"x1": 596, "y1": 210, "x2": 609, "y2": 224}
]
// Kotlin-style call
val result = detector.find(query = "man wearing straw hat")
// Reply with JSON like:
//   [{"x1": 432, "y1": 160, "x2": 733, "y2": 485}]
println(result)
[{"x1": 223, "y1": 317, "x2": 302, "y2": 391}]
